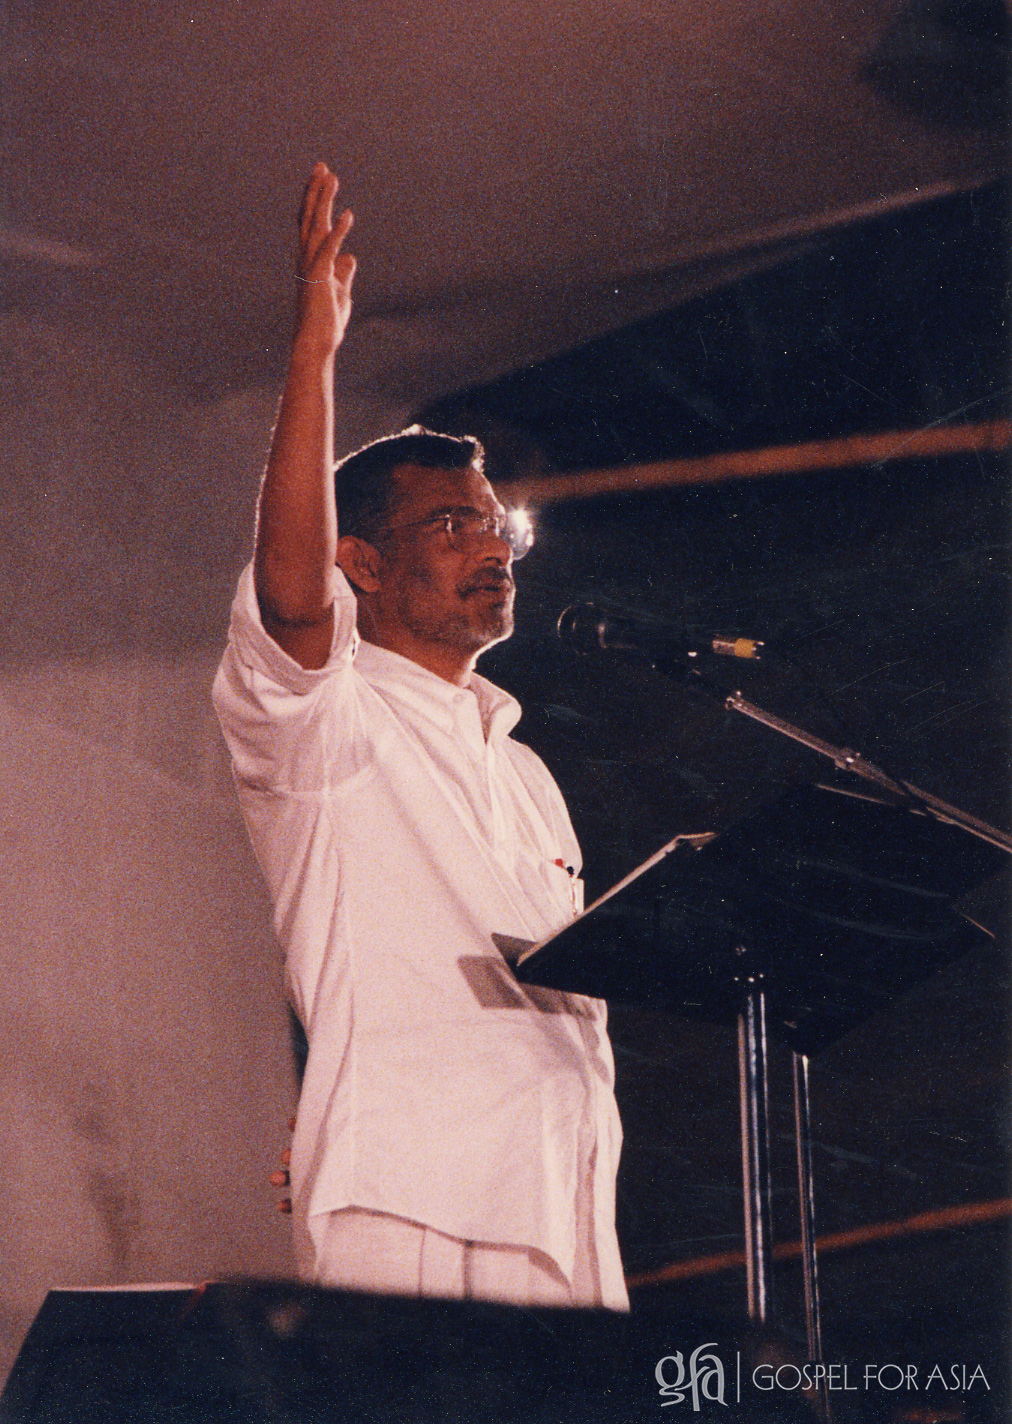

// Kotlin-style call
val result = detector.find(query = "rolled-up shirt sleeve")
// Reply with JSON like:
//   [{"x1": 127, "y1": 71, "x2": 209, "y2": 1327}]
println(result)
[{"x1": 212, "y1": 563, "x2": 361, "y2": 794}]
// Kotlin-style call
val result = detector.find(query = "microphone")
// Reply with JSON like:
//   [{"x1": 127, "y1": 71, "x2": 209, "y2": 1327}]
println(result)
[{"x1": 557, "y1": 603, "x2": 763, "y2": 662}]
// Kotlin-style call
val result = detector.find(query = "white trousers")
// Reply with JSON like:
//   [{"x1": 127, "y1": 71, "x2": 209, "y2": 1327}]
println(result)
[{"x1": 306, "y1": 1207, "x2": 606, "y2": 1309}]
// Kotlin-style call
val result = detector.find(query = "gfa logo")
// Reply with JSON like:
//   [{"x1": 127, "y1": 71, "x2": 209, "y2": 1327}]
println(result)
[{"x1": 656, "y1": 1345, "x2": 727, "y2": 1408}]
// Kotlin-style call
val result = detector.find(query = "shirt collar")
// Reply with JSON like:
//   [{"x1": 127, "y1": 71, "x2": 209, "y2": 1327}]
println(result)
[{"x1": 353, "y1": 638, "x2": 522, "y2": 742}]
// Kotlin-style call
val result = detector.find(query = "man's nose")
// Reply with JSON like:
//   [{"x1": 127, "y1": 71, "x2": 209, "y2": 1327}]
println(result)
[{"x1": 478, "y1": 523, "x2": 512, "y2": 564}]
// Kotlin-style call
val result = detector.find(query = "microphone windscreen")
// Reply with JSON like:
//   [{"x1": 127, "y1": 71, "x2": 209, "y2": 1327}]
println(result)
[{"x1": 557, "y1": 604, "x2": 612, "y2": 653}]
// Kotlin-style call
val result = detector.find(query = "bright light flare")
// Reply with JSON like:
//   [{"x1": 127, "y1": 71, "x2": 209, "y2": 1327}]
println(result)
[{"x1": 506, "y1": 507, "x2": 535, "y2": 560}]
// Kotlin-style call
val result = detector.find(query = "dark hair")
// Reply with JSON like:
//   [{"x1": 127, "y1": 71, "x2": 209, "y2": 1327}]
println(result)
[{"x1": 334, "y1": 425, "x2": 485, "y2": 542}]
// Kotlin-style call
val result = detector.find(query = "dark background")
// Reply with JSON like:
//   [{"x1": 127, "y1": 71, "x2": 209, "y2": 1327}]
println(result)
[{"x1": 421, "y1": 183, "x2": 1011, "y2": 1378}]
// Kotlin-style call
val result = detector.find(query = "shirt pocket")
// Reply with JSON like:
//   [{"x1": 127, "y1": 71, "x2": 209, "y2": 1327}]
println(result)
[{"x1": 541, "y1": 856, "x2": 584, "y2": 919}]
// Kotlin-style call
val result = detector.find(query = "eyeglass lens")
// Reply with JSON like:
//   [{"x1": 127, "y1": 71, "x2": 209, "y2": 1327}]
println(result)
[{"x1": 447, "y1": 510, "x2": 532, "y2": 559}]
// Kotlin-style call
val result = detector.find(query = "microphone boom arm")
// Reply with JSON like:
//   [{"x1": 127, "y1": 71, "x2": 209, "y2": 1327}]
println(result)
[
  {"x1": 725, "y1": 690, "x2": 1012, "y2": 853},
  {"x1": 556, "y1": 600, "x2": 1010, "y2": 853}
]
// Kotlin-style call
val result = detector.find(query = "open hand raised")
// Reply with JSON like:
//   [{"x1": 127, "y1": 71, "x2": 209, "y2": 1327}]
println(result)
[{"x1": 294, "y1": 162, "x2": 356, "y2": 359}]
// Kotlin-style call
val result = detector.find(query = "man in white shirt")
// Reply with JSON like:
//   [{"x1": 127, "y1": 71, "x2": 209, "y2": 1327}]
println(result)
[{"x1": 213, "y1": 162, "x2": 627, "y2": 1311}]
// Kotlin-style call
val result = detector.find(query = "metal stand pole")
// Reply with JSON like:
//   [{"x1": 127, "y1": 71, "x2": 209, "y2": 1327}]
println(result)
[
  {"x1": 723, "y1": 690, "x2": 1012, "y2": 854},
  {"x1": 792, "y1": 1052, "x2": 822, "y2": 1360},
  {"x1": 737, "y1": 976, "x2": 773, "y2": 1322},
  {"x1": 793, "y1": 1051, "x2": 831, "y2": 1421}
]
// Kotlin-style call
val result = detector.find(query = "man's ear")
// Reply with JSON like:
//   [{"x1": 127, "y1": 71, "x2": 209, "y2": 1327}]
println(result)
[{"x1": 337, "y1": 534, "x2": 383, "y2": 594}]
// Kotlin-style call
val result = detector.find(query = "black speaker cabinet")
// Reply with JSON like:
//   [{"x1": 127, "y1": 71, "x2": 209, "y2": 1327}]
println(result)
[{"x1": 1, "y1": 1281, "x2": 778, "y2": 1423}]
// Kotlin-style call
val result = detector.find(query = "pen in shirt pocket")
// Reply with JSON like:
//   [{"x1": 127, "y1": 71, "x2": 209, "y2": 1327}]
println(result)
[{"x1": 554, "y1": 857, "x2": 581, "y2": 915}]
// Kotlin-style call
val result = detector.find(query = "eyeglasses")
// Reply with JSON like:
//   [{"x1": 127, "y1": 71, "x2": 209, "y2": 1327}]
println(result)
[{"x1": 375, "y1": 506, "x2": 534, "y2": 560}]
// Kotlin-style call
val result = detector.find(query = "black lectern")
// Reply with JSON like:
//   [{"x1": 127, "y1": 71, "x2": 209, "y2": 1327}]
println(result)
[{"x1": 512, "y1": 773, "x2": 1007, "y2": 1373}]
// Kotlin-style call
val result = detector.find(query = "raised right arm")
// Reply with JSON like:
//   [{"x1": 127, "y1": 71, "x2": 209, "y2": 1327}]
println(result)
[{"x1": 253, "y1": 163, "x2": 357, "y2": 670}]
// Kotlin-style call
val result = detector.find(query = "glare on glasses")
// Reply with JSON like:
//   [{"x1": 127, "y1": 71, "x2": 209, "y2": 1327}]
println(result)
[{"x1": 377, "y1": 506, "x2": 535, "y2": 559}]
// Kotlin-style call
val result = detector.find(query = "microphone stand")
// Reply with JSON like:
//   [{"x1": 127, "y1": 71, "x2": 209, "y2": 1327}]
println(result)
[
  {"x1": 646, "y1": 650, "x2": 1011, "y2": 853},
  {"x1": 722, "y1": 689, "x2": 1012, "y2": 853},
  {"x1": 650, "y1": 655, "x2": 1010, "y2": 1411}
]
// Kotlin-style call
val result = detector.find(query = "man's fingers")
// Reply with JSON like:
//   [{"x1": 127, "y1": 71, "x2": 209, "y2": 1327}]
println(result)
[
  {"x1": 315, "y1": 209, "x2": 353, "y2": 262},
  {"x1": 335, "y1": 252, "x2": 357, "y2": 290},
  {"x1": 291, "y1": 165, "x2": 354, "y2": 348},
  {"x1": 298, "y1": 162, "x2": 329, "y2": 242},
  {"x1": 311, "y1": 172, "x2": 338, "y2": 243},
  {"x1": 300, "y1": 167, "x2": 339, "y2": 263},
  {"x1": 270, "y1": 1115, "x2": 296, "y2": 1218},
  {"x1": 311, "y1": 215, "x2": 354, "y2": 283}
]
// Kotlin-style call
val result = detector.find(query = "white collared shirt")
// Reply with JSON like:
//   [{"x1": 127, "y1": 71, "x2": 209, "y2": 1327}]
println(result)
[{"x1": 213, "y1": 566, "x2": 626, "y2": 1307}]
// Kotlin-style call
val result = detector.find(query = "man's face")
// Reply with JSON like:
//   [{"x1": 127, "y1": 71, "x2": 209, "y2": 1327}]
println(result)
[{"x1": 371, "y1": 462, "x2": 516, "y2": 656}]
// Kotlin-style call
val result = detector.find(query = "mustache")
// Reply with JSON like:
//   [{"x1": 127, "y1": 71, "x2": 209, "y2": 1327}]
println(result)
[{"x1": 460, "y1": 569, "x2": 515, "y2": 595}]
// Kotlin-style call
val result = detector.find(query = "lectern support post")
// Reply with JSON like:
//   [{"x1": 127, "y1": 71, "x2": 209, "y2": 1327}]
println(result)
[
  {"x1": 793, "y1": 1050, "x2": 823, "y2": 1364},
  {"x1": 513, "y1": 754, "x2": 1008, "y2": 1366},
  {"x1": 737, "y1": 974, "x2": 773, "y2": 1323}
]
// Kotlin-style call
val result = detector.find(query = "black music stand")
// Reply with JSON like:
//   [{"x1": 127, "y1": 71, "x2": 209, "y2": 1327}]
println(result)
[{"x1": 509, "y1": 775, "x2": 1007, "y2": 1374}]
